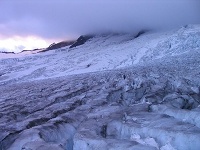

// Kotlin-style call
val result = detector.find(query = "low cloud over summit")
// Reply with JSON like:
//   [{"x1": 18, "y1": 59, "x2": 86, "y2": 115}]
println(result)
[{"x1": 0, "y1": 0, "x2": 200, "y2": 39}]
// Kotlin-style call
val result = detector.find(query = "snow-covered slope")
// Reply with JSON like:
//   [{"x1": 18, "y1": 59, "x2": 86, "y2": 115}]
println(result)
[
  {"x1": 0, "y1": 25, "x2": 200, "y2": 150},
  {"x1": 0, "y1": 25, "x2": 199, "y2": 85}
]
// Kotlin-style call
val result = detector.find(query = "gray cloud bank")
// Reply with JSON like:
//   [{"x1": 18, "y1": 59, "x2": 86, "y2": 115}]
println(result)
[{"x1": 0, "y1": 0, "x2": 200, "y2": 39}]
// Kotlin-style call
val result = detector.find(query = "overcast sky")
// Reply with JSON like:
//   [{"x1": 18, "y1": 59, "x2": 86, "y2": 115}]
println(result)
[{"x1": 0, "y1": 0, "x2": 200, "y2": 52}]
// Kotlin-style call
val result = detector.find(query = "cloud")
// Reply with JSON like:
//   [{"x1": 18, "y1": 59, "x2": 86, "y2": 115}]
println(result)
[
  {"x1": 0, "y1": 36, "x2": 50, "y2": 52},
  {"x1": 0, "y1": 0, "x2": 200, "y2": 40}
]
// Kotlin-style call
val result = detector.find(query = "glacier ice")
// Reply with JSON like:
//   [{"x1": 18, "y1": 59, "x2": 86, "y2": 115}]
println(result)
[{"x1": 0, "y1": 25, "x2": 200, "y2": 150}]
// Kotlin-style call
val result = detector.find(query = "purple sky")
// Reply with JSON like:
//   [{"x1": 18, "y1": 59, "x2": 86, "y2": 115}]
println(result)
[{"x1": 0, "y1": 0, "x2": 200, "y2": 52}]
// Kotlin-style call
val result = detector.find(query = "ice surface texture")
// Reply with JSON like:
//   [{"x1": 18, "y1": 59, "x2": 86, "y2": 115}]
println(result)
[{"x1": 0, "y1": 25, "x2": 200, "y2": 150}]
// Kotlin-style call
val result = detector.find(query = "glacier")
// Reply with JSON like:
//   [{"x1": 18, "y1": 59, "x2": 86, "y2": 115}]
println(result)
[{"x1": 0, "y1": 25, "x2": 200, "y2": 150}]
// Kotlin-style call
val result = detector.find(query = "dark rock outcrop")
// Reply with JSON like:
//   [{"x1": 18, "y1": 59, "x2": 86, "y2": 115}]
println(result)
[
  {"x1": 134, "y1": 30, "x2": 149, "y2": 38},
  {"x1": 0, "y1": 51, "x2": 15, "y2": 54},
  {"x1": 46, "y1": 41, "x2": 75, "y2": 51},
  {"x1": 69, "y1": 35, "x2": 94, "y2": 48}
]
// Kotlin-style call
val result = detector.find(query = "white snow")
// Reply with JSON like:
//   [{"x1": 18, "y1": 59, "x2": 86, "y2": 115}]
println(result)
[
  {"x1": 0, "y1": 26, "x2": 196, "y2": 84},
  {"x1": 0, "y1": 25, "x2": 199, "y2": 86}
]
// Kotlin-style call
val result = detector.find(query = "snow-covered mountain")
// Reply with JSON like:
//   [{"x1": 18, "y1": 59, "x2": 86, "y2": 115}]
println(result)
[
  {"x1": 0, "y1": 25, "x2": 200, "y2": 150},
  {"x1": 1, "y1": 25, "x2": 200, "y2": 85}
]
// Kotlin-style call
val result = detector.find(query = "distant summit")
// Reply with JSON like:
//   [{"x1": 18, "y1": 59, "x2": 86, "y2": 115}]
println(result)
[
  {"x1": 69, "y1": 35, "x2": 94, "y2": 48},
  {"x1": 0, "y1": 30, "x2": 150, "y2": 55},
  {"x1": 46, "y1": 40, "x2": 75, "y2": 51}
]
